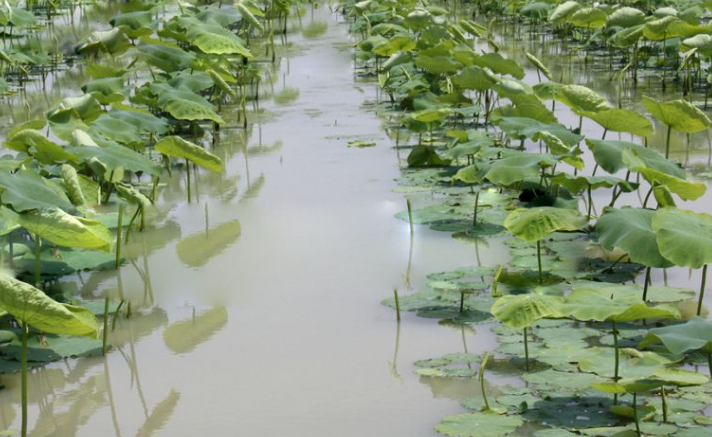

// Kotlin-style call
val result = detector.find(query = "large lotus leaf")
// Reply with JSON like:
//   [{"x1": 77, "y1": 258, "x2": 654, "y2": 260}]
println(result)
[
  {"x1": 613, "y1": 24, "x2": 645, "y2": 48},
  {"x1": 585, "y1": 139, "x2": 685, "y2": 177},
  {"x1": 109, "y1": 109, "x2": 169, "y2": 136},
  {"x1": 643, "y1": 16, "x2": 677, "y2": 40},
  {"x1": 570, "y1": 7, "x2": 607, "y2": 29},
  {"x1": 505, "y1": 207, "x2": 587, "y2": 242},
  {"x1": 471, "y1": 52, "x2": 524, "y2": 79},
  {"x1": 0, "y1": 169, "x2": 73, "y2": 212},
  {"x1": 491, "y1": 294, "x2": 563, "y2": 329},
  {"x1": 490, "y1": 99, "x2": 558, "y2": 124},
  {"x1": 0, "y1": 273, "x2": 98, "y2": 337},
  {"x1": 569, "y1": 282, "x2": 693, "y2": 303},
  {"x1": 497, "y1": 117, "x2": 582, "y2": 146},
  {"x1": 643, "y1": 96, "x2": 711, "y2": 133},
  {"x1": 551, "y1": 174, "x2": 636, "y2": 194},
  {"x1": 137, "y1": 39, "x2": 195, "y2": 72},
  {"x1": 110, "y1": 10, "x2": 154, "y2": 32},
  {"x1": 155, "y1": 136, "x2": 223, "y2": 173},
  {"x1": 61, "y1": 164, "x2": 85, "y2": 207},
  {"x1": 47, "y1": 94, "x2": 103, "y2": 124},
  {"x1": 76, "y1": 28, "x2": 131, "y2": 55},
  {"x1": 163, "y1": 307, "x2": 227, "y2": 354},
  {"x1": 156, "y1": 88, "x2": 224, "y2": 124},
  {"x1": 652, "y1": 208, "x2": 712, "y2": 269},
  {"x1": 554, "y1": 84, "x2": 609, "y2": 114},
  {"x1": 550, "y1": 1, "x2": 581, "y2": 24},
  {"x1": 415, "y1": 55, "x2": 461, "y2": 74},
  {"x1": 596, "y1": 207, "x2": 672, "y2": 268},
  {"x1": 4, "y1": 129, "x2": 80, "y2": 165},
  {"x1": 682, "y1": 34, "x2": 712, "y2": 56},
  {"x1": 532, "y1": 131, "x2": 574, "y2": 155},
  {"x1": 169, "y1": 70, "x2": 214, "y2": 93},
  {"x1": 525, "y1": 53, "x2": 552, "y2": 80},
  {"x1": 485, "y1": 153, "x2": 557, "y2": 186},
  {"x1": 579, "y1": 108, "x2": 653, "y2": 137},
  {"x1": 639, "y1": 316, "x2": 712, "y2": 354},
  {"x1": 559, "y1": 289, "x2": 677, "y2": 322},
  {"x1": 373, "y1": 35, "x2": 416, "y2": 57},
  {"x1": 435, "y1": 412, "x2": 523, "y2": 437},
  {"x1": 453, "y1": 66, "x2": 495, "y2": 92},
  {"x1": 452, "y1": 162, "x2": 490, "y2": 184},
  {"x1": 622, "y1": 150, "x2": 705, "y2": 201},
  {"x1": 606, "y1": 7, "x2": 646, "y2": 28},
  {"x1": 236, "y1": 2, "x2": 265, "y2": 32},
  {"x1": 1, "y1": 207, "x2": 111, "y2": 252},
  {"x1": 81, "y1": 77, "x2": 125, "y2": 100},
  {"x1": 174, "y1": 17, "x2": 252, "y2": 57},
  {"x1": 70, "y1": 142, "x2": 160, "y2": 176},
  {"x1": 177, "y1": 220, "x2": 241, "y2": 268},
  {"x1": 412, "y1": 108, "x2": 451, "y2": 123},
  {"x1": 90, "y1": 114, "x2": 141, "y2": 145}
]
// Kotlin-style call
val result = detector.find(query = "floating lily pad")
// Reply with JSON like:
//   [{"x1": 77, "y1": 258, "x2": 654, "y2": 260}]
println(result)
[{"x1": 434, "y1": 412, "x2": 523, "y2": 437}]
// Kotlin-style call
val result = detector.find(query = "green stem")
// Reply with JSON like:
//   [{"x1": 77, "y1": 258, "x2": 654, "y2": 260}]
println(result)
[
  {"x1": 479, "y1": 352, "x2": 490, "y2": 411},
  {"x1": 115, "y1": 204, "x2": 124, "y2": 270},
  {"x1": 459, "y1": 291, "x2": 465, "y2": 313},
  {"x1": 661, "y1": 386, "x2": 668, "y2": 423},
  {"x1": 102, "y1": 296, "x2": 109, "y2": 355},
  {"x1": 473, "y1": 190, "x2": 480, "y2": 226},
  {"x1": 633, "y1": 392, "x2": 641, "y2": 437},
  {"x1": 186, "y1": 159, "x2": 192, "y2": 203},
  {"x1": 612, "y1": 320, "x2": 620, "y2": 405},
  {"x1": 406, "y1": 198, "x2": 413, "y2": 235},
  {"x1": 537, "y1": 240, "x2": 543, "y2": 284},
  {"x1": 20, "y1": 322, "x2": 28, "y2": 437},
  {"x1": 698, "y1": 264, "x2": 708, "y2": 316},
  {"x1": 111, "y1": 300, "x2": 125, "y2": 331},
  {"x1": 642, "y1": 266, "x2": 651, "y2": 302},
  {"x1": 665, "y1": 124, "x2": 672, "y2": 159},
  {"x1": 33, "y1": 234, "x2": 41, "y2": 289},
  {"x1": 393, "y1": 288, "x2": 401, "y2": 322},
  {"x1": 587, "y1": 186, "x2": 593, "y2": 219},
  {"x1": 523, "y1": 327, "x2": 530, "y2": 371}
]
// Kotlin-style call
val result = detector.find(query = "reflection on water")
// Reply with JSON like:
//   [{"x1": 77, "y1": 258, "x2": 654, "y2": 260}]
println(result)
[
  {"x1": 162, "y1": 308, "x2": 228, "y2": 355},
  {"x1": 176, "y1": 222, "x2": 241, "y2": 268}
]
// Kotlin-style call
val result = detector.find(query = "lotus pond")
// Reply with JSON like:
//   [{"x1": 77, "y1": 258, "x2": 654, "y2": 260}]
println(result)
[{"x1": 1, "y1": 0, "x2": 712, "y2": 436}]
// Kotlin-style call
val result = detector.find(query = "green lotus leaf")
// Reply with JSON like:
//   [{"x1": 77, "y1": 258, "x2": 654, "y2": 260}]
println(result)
[
  {"x1": 472, "y1": 52, "x2": 524, "y2": 79},
  {"x1": 639, "y1": 316, "x2": 712, "y2": 354},
  {"x1": 453, "y1": 66, "x2": 495, "y2": 92},
  {"x1": 236, "y1": 2, "x2": 264, "y2": 32},
  {"x1": 491, "y1": 294, "x2": 563, "y2": 329},
  {"x1": 596, "y1": 207, "x2": 672, "y2": 268},
  {"x1": 652, "y1": 208, "x2": 712, "y2": 269},
  {"x1": 4, "y1": 129, "x2": 80, "y2": 165},
  {"x1": 415, "y1": 55, "x2": 461, "y2": 74},
  {"x1": 155, "y1": 136, "x2": 223, "y2": 173},
  {"x1": 585, "y1": 138, "x2": 685, "y2": 177},
  {"x1": 496, "y1": 117, "x2": 582, "y2": 146},
  {"x1": 551, "y1": 174, "x2": 636, "y2": 194},
  {"x1": 682, "y1": 34, "x2": 712, "y2": 56},
  {"x1": 60, "y1": 164, "x2": 85, "y2": 207},
  {"x1": 485, "y1": 153, "x2": 557, "y2": 186},
  {"x1": 0, "y1": 273, "x2": 98, "y2": 337},
  {"x1": 613, "y1": 24, "x2": 644, "y2": 48},
  {"x1": 550, "y1": 1, "x2": 581, "y2": 24},
  {"x1": 606, "y1": 7, "x2": 646, "y2": 28},
  {"x1": 559, "y1": 289, "x2": 677, "y2": 322},
  {"x1": 623, "y1": 150, "x2": 706, "y2": 201},
  {"x1": 47, "y1": 94, "x2": 103, "y2": 124},
  {"x1": 452, "y1": 162, "x2": 490, "y2": 184},
  {"x1": 579, "y1": 108, "x2": 653, "y2": 137},
  {"x1": 109, "y1": 108, "x2": 169, "y2": 136},
  {"x1": 156, "y1": 87, "x2": 225, "y2": 124},
  {"x1": 570, "y1": 7, "x2": 607, "y2": 29},
  {"x1": 407, "y1": 145, "x2": 452, "y2": 167},
  {"x1": 435, "y1": 412, "x2": 523, "y2": 437},
  {"x1": 0, "y1": 169, "x2": 73, "y2": 212},
  {"x1": 525, "y1": 52, "x2": 552, "y2": 80},
  {"x1": 642, "y1": 96, "x2": 711, "y2": 134},
  {"x1": 70, "y1": 141, "x2": 160, "y2": 176},
  {"x1": 137, "y1": 39, "x2": 195, "y2": 72},
  {"x1": 554, "y1": 84, "x2": 609, "y2": 114},
  {"x1": 505, "y1": 207, "x2": 587, "y2": 242},
  {"x1": 0, "y1": 207, "x2": 112, "y2": 252},
  {"x1": 643, "y1": 16, "x2": 677, "y2": 40},
  {"x1": 76, "y1": 28, "x2": 132, "y2": 56}
]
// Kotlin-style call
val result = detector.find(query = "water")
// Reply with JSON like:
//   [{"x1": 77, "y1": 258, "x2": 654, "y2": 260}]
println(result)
[{"x1": 0, "y1": 7, "x2": 508, "y2": 437}]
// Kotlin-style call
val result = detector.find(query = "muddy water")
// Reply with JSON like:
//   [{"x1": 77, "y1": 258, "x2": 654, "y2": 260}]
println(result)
[{"x1": 0, "y1": 7, "x2": 510, "y2": 437}]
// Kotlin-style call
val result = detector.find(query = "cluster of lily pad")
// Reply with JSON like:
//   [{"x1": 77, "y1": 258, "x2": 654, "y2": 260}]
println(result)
[
  {"x1": 342, "y1": 0, "x2": 712, "y2": 436},
  {"x1": 0, "y1": 1, "x2": 297, "y2": 436}
]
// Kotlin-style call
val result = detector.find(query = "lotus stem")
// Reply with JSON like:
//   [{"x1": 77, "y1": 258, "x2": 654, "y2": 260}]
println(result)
[
  {"x1": 186, "y1": 159, "x2": 192, "y2": 203},
  {"x1": 111, "y1": 300, "x2": 125, "y2": 331},
  {"x1": 661, "y1": 386, "x2": 668, "y2": 423},
  {"x1": 664, "y1": 124, "x2": 672, "y2": 159},
  {"x1": 102, "y1": 296, "x2": 109, "y2": 355},
  {"x1": 473, "y1": 190, "x2": 480, "y2": 226},
  {"x1": 479, "y1": 352, "x2": 490, "y2": 411},
  {"x1": 523, "y1": 327, "x2": 530, "y2": 371},
  {"x1": 612, "y1": 320, "x2": 620, "y2": 405},
  {"x1": 587, "y1": 186, "x2": 593, "y2": 219},
  {"x1": 20, "y1": 322, "x2": 28, "y2": 437},
  {"x1": 698, "y1": 264, "x2": 708, "y2": 316},
  {"x1": 115, "y1": 204, "x2": 124, "y2": 270},
  {"x1": 536, "y1": 240, "x2": 543, "y2": 284},
  {"x1": 633, "y1": 392, "x2": 641, "y2": 437},
  {"x1": 33, "y1": 233, "x2": 40, "y2": 289},
  {"x1": 642, "y1": 266, "x2": 652, "y2": 302},
  {"x1": 406, "y1": 198, "x2": 413, "y2": 235},
  {"x1": 393, "y1": 288, "x2": 401, "y2": 322}
]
